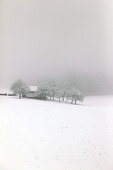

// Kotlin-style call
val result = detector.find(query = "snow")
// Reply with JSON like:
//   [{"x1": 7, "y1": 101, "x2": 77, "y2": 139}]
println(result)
[{"x1": 0, "y1": 96, "x2": 113, "y2": 170}]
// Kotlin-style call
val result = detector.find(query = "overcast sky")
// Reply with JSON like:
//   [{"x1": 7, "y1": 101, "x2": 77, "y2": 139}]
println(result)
[{"x1": 0, "y1": 0, "x2": 113, "y2": 94}]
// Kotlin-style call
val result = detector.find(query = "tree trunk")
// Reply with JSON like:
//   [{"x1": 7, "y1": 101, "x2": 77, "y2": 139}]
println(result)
[
  {"x1": 53, "y1": 96, "x2": 54, "y2": 101},
  {"x1": 59, "y1": 98, "x2": 60, "y2": 103},
  {"x1": 75, "y1": 100, "x2": 76, "y2": 105},
  {"x1": 19, "y1": 93, "x2": 22, "y2": 99},
  {"x1": 66, "y1": 98, "x2": 68, "y2": 103},
  {"x1": 71, "y1": 99, "x2": 73, "y2": 104}
]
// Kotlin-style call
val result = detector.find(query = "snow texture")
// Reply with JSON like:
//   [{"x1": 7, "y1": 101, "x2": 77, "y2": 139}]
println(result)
[{"x1": 0, "y1": 96, "x2": 113, "y2": 170}]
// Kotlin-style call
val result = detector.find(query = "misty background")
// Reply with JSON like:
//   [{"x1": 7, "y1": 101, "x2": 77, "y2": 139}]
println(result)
[{"x1": 0, "y1": 0, "x2": 113, "y2": 95}]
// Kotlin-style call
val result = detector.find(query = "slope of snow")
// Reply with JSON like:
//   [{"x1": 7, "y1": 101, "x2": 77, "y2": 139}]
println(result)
[{"x1": 0, "y1": 96, "x2": 113, "y2": 170}]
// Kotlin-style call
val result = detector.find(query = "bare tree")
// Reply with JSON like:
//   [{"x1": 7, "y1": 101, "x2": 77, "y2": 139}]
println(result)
[
  {"x1": 66, "y1": 87, "x2": 84, "y2": 104},
  {"x1": 11, "y1": 79, "x2": 29, "y2": 99},
  {"x1": 46, "y1": 80, "x2": 58, "y2": 101},
  {"x1": 55, "y1": 88, "x2": 63, "y2": 103}
]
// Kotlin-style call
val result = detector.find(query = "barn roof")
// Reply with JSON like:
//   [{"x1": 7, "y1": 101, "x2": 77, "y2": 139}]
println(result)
[
  {"x1": 29, "y1": 86, "x2": 37, "y2": 92},
  {"x1": 0, "y1": 89, "x2": 13, "y2": 94}
]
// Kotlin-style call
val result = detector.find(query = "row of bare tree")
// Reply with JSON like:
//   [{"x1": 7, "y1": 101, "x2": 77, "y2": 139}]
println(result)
[{"x1": 11, "y1": 79, "x2": 85, "y2": 104}]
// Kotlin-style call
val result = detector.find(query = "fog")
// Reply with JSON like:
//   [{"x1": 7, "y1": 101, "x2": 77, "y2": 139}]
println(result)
[{"x1": 0, "y1": 0, "x2": 113, "y2": 95}]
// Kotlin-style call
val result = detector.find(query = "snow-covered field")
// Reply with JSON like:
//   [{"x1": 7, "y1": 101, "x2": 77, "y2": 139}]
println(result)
[{"x1": 0, "y1": 96, "x2": 113, "y2": 170}]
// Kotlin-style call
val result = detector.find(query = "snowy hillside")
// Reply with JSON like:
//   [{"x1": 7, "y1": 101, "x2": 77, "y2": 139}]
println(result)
[{"x1": 0, "y1": 96, "x2": 113, "y2": 170}]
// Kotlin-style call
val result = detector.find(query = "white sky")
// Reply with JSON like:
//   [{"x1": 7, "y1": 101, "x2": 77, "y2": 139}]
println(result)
[{"x1": 0, "y1": 0, "x2": 113, "y2": 94}]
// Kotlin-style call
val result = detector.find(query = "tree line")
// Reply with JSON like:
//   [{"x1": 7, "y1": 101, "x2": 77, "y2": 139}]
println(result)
[{"x1": 11, "y1": 79, "x2": 85, "y2": 104}]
